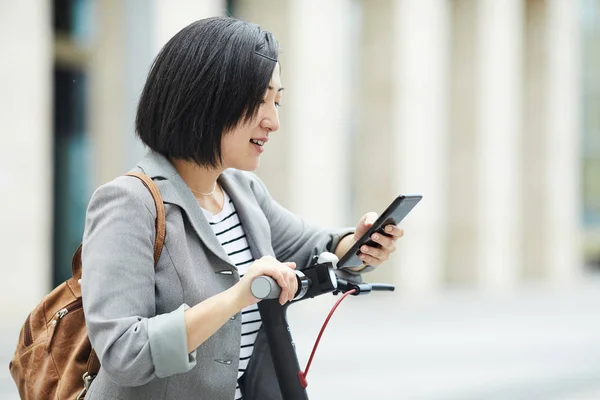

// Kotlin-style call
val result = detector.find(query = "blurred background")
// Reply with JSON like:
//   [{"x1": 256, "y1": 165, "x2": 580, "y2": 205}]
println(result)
[{"x1": 1, "y1": 0, "x2": 600, "y2": 398}]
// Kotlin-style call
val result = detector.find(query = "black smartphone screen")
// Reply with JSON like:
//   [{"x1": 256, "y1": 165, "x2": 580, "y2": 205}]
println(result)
[{"x1": 336, "y1": 194, "x2": 423, "y2": 269}]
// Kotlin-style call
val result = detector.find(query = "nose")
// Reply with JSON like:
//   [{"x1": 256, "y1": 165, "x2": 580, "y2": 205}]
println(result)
[{"x1": 259, "y1": 104, "x2": 280, "y2": 133}]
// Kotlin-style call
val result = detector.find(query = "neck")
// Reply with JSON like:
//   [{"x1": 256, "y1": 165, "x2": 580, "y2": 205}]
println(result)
[{"x1": 170, "y1": 158, "x2": 223, "y2": 196}]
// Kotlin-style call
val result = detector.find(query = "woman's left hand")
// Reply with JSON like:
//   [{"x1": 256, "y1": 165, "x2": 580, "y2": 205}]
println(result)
[{"x1": 353, "y1": 212, "x2": 404, "y2": 266}]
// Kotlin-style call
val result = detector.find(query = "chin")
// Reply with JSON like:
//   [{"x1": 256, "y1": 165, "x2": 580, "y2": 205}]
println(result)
[{"x1": 232, "y1": 160, "x2": 260, "y2": 172}]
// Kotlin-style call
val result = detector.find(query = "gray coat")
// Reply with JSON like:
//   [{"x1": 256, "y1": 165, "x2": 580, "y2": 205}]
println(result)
[{"x1": 81, "y1": 150, "x2": 351, "y2": 400}]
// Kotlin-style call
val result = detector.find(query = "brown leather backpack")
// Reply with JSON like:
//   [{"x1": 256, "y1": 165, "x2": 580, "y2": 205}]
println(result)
[{"x1": 9, "y1": 172, "x2": 166, "y2": 400}]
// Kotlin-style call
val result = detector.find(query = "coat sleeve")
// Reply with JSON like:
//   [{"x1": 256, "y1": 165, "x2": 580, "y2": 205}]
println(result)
[
  {"x1": 247, "y1": 173, "x2": 354, "y2": 270},
  {"x1": 81, "y1": 177, "x2": 196, "y2": 387}
]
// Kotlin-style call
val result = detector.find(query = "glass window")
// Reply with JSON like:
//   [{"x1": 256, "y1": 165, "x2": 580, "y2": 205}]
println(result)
[
  {"x1": 582, "y1": 0, "x2": 600, "y2": 229},
  {"x1": 52, "y1": 0, "x2": 93, "y2": 285}
]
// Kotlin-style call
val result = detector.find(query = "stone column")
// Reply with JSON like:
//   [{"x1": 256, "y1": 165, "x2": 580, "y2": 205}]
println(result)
[
  {"x1": 0, "y1": 1, "x2": 52, "y2": 319},
  {"x1": 522, "y1": 0, "x2": 548, "y2": 281},
  {"x1": 90, "y1": 0, "x2": 226, "y2": 186},
  {"x1": 475, "y1": 0, "x2": 523, "y2": 291},
  {"x1": 153, "y1": 0, "x2": 226, "y2": 51},
  {"x1": 232, "y1": 0, "x2": 293, "y2": 208},
  {"x1": 353, "y1": 0, "x2": 396, "y2": 283},
  {"x1": 89, "y1": 0, "x2": 128, "y2": 186},
  {"x1": 447, "y1": 0, "x2": 479, "y2": 286},
  {"x1": 392, "y1": 0, "x2": 450, "y2": 295},
  {"x1": 544, "y1": 0, "x2": 582, "y2": 285},
  {"x1": 124, "y1": 0, "x2": 155, "y2": 167},
  {"x1": 286, "y1": 0, "x2": 355, "y2": 228}
]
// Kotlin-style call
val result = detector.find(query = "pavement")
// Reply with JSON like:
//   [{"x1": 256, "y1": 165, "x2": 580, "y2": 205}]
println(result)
[
  {"x1": 2, "y1": 276, "x2": 599, "y2": 399},
  {"x1": 288, "y1": 276, "x2": 600, "y2": 399}
]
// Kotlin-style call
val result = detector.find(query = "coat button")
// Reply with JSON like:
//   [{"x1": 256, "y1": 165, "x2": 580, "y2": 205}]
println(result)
[{"x1": 217, "y1": 270, "x2": 233, "y2": 275}]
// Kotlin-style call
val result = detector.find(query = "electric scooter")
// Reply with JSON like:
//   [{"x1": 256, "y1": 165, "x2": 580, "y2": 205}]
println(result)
[{"x1": 251, "y1": 252, "x2": 395, "y2": 400}]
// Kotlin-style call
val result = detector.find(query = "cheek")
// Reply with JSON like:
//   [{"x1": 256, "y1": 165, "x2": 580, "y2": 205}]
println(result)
[{"x1": 221, "y1": 134, "x2": 248, "y2": 159}]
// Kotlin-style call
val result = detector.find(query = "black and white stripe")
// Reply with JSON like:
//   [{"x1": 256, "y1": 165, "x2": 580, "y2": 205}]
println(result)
[{"x1": 201, "y1": 192, "x2": 261, "y2": 400}]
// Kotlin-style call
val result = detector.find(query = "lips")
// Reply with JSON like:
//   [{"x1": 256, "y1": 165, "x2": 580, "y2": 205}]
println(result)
[{"x1": 250, "y1": 137, "x2": 268, "y2": 146}]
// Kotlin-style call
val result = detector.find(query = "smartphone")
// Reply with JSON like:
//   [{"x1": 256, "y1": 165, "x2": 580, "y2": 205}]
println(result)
[{"x1": 336, "y1": 194, "x2": 423, "y2": 269}]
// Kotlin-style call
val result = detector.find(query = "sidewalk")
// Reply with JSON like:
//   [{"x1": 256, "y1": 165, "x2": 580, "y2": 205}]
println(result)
[
  {"x1": 2, "y1": 277, "x2": 599, "y2": 399},
  {"x1": 287, "y1": 277, "x2": 600, "y2": 399}
]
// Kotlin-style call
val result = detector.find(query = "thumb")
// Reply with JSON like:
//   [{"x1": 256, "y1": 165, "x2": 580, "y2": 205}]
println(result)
[
  {"x1": 355, "y1": 212, "x2": 378, "y2": 239},
  {"x1": 284, "y1": 262, "x2": 297, "y2": 269},
  {"x1": 362, "y1": 212, "x2": 378, "y2": 229}
]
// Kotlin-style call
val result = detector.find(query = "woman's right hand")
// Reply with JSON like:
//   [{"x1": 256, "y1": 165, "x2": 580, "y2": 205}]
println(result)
[{"x1": 234, "y1": 256, "x2": 297, "y2": 307}]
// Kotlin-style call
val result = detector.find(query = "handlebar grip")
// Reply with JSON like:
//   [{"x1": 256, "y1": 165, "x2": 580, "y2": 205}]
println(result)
[
  {"x1": 370, "y1": 283, "x2": 395, "y2": 291},
  {"x1": 251, "y1": 276, "x2": 282, "y2": 300},
  {"x1": 251, "y1": 271, "x2": 310, "y2": 300}
]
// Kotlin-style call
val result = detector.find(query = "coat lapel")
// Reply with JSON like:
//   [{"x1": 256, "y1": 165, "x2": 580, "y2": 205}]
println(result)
[{"x1": 135, "y1": 151, "x2": 234, "y2": 267}]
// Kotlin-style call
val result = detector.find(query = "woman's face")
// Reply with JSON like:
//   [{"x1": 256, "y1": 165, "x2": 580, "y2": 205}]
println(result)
[{"x1": 220, "y1": 63, "x2": 283, "y2": 171}]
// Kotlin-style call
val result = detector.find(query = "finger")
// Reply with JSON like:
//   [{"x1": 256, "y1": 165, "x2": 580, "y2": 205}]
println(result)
[
  {"x1": 384, "y1": 225, "x2": 404, "y2": 239},
  {"x1": 278, "y1": 274, "x2": 291, "y2": 304},
  {"x1": 282, "y1": 263, "x2": 297, "y2": 302},
  {"x1": 262, "y1": 268, "x2": 288, "y2": 305},
  {"x1": 273, "y1": 268, "x2": 293, "y2": 304},
  {"x1": 374, "y1": 246, "x2": 396, "y2": 262},
  {"x1": 359, "y1": 252, "x2": 382, "y2": 266},
  {"x1": 285, "y1": 280, "x2": 295, "y2": 303},
  {"x1": 274, "y1": 266, "x2": 295, "y2": 302},
  {"x1": 279, "y1": 290, "x2": 288, "y2": 305},
  {"x1": 363, "y1": 212, "x2": 378, "y2": 228},
  {"x1": 285, "y1": 262, "x2": 297, "y2": 270},
  {"x1": 267, "y1": 268, "x2": 287, "y2": 291},
  {"x1": 370, "y1": 232, "x2": 394, "y2": 250},
  {"x1": 288, "y1": 272, "x2": 297, "y2": 302},
  {"x1": 360, "y1": 245, "x2": 386, "y2": 261}
]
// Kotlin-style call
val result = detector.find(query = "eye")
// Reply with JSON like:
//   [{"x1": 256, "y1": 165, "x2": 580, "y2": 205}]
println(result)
[{"x1": 260, "y1": 99, "x2": 282, "y2": 108}]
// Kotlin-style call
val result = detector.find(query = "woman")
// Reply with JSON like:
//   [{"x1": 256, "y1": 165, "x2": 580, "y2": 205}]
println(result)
[{"x1": 81, "y1": 16, "x2": 403, "y2": 400}]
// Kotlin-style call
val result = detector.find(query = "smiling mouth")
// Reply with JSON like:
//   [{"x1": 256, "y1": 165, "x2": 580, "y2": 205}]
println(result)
[{"x1": 250, "y1": 139, "x2": 265, "y2": 146}]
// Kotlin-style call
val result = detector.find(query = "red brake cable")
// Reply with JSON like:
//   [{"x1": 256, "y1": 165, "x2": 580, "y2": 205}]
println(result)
[{"x1": 297, "y1": 289, "x2": 357, "y2": 388}]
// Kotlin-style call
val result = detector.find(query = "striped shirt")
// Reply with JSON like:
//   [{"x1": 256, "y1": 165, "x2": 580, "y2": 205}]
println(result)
[{"x1": 201, "y1": 191, "x2": 260, "y2": 400}]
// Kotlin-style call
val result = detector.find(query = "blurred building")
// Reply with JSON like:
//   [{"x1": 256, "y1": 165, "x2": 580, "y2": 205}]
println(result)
[{"x1": 2, "y1": 0, "x2": 599, "y2": 324}]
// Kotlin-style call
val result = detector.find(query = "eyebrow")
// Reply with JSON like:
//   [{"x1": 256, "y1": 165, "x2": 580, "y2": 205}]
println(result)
[{"x1": 268, "y1": 86, "x2": 285, "y2": 92}]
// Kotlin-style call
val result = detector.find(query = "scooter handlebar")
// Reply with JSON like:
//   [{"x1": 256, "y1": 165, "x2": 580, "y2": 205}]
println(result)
[{"x1": 251, "y1": 271, "x2": 309, "y2": 300}]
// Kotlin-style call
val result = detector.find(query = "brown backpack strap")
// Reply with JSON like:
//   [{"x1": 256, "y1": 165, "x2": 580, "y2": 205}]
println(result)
[
  {"x1": 125, "y1": 172, "x2": 166, "y2": 267},
  {"x1": 71, "y1": 173, "x2": 166, "y2": 277},
  {"x1": 86, "y1": 351, "x2": 101, "y2": 379},
  {"x1": 85, "y1": 173, "x2": 166, "y2": 382}
]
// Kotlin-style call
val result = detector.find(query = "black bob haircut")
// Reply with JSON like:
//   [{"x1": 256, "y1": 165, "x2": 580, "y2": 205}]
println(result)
[{"x1": 135, "y1": 17, "x2": 279, "y2": 168}]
